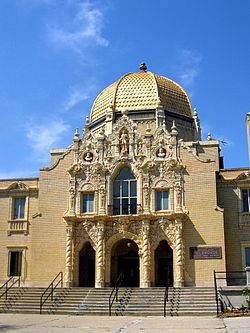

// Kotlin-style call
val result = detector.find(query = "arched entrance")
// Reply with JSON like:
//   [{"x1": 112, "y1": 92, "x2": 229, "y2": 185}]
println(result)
[
  {"x1": 111, "y1": 239, "x2": 139, "y2": 287},
  {"x1": 79, "y1": 242, "x2": 95, "y2": 287},
  {"x1": 155, "y1": 240, "x2": 173, "y2": 287}
]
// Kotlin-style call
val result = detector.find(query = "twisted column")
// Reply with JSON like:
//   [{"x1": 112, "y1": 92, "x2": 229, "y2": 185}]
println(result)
[
  {"x1": 142, "y1": 220, "x2": 151, "y2": 288},
  {"x1": 65, "y1": 222, "x2": 74, "y2": 287},
  {"x1": 95, "y1": 221, "x2": 105, "y2": 288},
  {"x1": 175, "y1": 219, "x2": 184, "y2": 287}
]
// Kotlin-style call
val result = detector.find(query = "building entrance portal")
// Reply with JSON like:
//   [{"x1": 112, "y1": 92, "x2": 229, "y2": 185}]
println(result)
[
  {"x1": 111, "y1": 239, "x2": 139, "y2": 287},
  {"x1": 155, "y1": 240, "x2": 173, "y2": 287},
  {"x1": 79, "y1": 242, "x2": 95, "y2": 287}
]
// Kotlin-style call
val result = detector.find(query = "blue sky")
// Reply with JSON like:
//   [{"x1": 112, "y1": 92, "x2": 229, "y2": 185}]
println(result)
[{"x1": 0, "y1": 0, "x2": 250, "y2": 178}]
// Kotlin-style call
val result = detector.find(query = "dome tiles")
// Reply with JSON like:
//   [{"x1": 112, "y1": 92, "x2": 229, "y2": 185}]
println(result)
[{"x1": 90, "y1": 70, "x2": 192, "y2": 122}]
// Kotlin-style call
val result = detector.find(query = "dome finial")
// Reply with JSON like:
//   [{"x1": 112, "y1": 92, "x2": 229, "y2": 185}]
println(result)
[{"x1": 140, "y1": 62, "x2": 147, "y2": 72}]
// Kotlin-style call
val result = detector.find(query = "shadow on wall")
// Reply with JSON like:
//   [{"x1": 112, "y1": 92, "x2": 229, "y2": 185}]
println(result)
[{"x1": 183, "y1": 217, "x2": 206, "y2": 286}]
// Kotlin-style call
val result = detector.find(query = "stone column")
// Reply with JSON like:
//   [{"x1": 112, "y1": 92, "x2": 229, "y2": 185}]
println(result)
[
  {"x1": 141, "y1": 220, "x2": 151, "y2": 288},
  {"x1": 95, "y1": 221, "x2": 105, "y2": 288},
  {"x1": 175, "y1": 218, "x2": 184, "y2": 287},
  {"x1": 65, "y1": 221, "x2": 74, "y2": 287}
]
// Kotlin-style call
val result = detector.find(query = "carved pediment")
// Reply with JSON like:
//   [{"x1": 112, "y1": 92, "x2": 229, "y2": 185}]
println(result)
[
  {"x1": 8, "y1": 181, "x2": 28, "y2": 191},
  {"x1": 236, "y1": 171, "x2": 250, "y2": 181}
]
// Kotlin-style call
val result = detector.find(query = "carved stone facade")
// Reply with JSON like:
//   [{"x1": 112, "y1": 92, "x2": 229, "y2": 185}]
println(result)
[{"x1": 3, "y1": 66, "x2": 246, "y2": 289}]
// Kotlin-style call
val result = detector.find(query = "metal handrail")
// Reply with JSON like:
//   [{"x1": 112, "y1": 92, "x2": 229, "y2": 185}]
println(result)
[
  {"x1": 109, "y1": 271, "x2": 124, "y2": 316},
  {"x1": 163, "y1": 273, "x2": 170, "y2": 317},
  {"x1": 163, "y1": 285, "x2": 169, "y2": 317},
  {"x1": 40, "y1": 272, "x2": 63, "y2": 314},
  {"x1": 213, "y1": 270, "x2": 246, "y2": 315},
  {"x1": 0, "y1": 276, "x2": 21, "y2": 300},
  {"x1": 213, "y1": 270, "x2": 219, "y2": 315}
]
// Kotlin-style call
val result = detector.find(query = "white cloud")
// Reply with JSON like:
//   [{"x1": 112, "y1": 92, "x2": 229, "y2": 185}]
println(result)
[
  {"x1": 177, "y1": 49, "x2": 202, "y2": 95},
  {"x1": 63, "y1": 85, "x2": 97, "y2": 112},
  {"x1": 48, "y1": 1, "x2": 109, "y2": 54},
  {"x1": 26, "y1": 120, "x2": 70, "y2": 161}
]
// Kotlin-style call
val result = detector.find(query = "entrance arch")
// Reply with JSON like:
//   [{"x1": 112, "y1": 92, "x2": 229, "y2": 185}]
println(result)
[
  {"x1": 111, "y1": 239, "x2": 139, "y2": 287},
  {"x1": 79, "y1": 242, "x2": 95, "y2": 287},
  {"x1": 155, "y1": 240, "x2": 173, "y2": 287}
]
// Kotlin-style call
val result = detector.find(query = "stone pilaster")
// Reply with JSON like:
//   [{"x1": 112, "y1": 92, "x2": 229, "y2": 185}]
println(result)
[
  {"x1": 95, "y1": 221, "x2": 105, "y2": 288},
  {"x1": 65, "y1": 221, "x2": 74, "y2": 287},
  {"x1": 175, "y1": 218, "x2": 184, "y2": 287},
  {"x1": 141, "y1": 220, "x2": 151, "y2": 288}
]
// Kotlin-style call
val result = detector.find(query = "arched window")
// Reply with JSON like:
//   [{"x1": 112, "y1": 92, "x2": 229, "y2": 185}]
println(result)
[{"x1": 113, "y1": 167, "x2": 137, "y2": 215}]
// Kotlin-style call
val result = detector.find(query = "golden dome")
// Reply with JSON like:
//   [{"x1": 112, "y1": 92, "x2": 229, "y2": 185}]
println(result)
[{"x1": 90, "y1": 71, "x2": 192, "y2": 122}]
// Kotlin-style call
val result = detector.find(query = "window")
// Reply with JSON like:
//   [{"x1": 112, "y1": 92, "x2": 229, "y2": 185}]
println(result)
[
  {"x1": 13, "y1": 197, "x2": 26, "y2": 219},
  {"x1": 245, "y1": 248, "x2": 250, "y2": 267},
  {"x1": 81, "y1": 193, "x2": 94, "y2": 213},
  {"x1": 113, "y1": 167, "x2": 137, "y2": 215},
  {"x1": 8, "y1": 251, "x2": 22, "y2": 276},
  {"x1": 156, "y1": 191, "x2": 169, "y2": 211},
  {"x1": 242, "y1": 189, "x2": 250, "y2": 212}
]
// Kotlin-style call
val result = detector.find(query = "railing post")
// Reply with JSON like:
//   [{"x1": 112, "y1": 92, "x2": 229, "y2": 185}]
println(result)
[
  {"x1": 51, "y1": 283, "x2": 53, "y2": 302},
  {"x1": 5, "y1": 281, "x2": 8, "y2": 300}
]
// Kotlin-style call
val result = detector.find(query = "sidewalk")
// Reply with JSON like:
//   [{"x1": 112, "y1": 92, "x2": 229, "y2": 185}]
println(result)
[{"x1": 0, "y1": 314, "x2": 250, "y2": 332}]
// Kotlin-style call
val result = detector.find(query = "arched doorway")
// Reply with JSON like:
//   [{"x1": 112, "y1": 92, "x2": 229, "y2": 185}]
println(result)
[
  {"x1": 155, "y1": 240, "x2": 173, "y2": 287},
  {"x1": 79, "y1": 242, "x2": 95, "y2": 287},
  {"x1": 111, "y1": 239, "x2": 139, "y2": 287}
]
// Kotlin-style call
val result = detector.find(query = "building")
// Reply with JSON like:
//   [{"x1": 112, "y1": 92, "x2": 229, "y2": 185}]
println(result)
[{"x1": 1, "y1": 63, "x2": 250, "y2": 289}]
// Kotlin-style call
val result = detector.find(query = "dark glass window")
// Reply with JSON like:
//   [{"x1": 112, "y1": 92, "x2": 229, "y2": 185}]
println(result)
[
  {"x1": 156, "y1": 191, "x2": 169, "y2": 211},
  {"x1": 242, "y1": 190, "x2": 250, "y2": 212},
  {"x1": 246, "y1": 248, "x2": 250, "y2": 267},
  {"x1": 113, "y1": 167, "x2": 137, "y2": 215},
  {"x1": 13, "y1": 197, "x2": 26, "y2": 219},
  {"x1": 82, "y1": 193, "x2": 94, "y2": 213},
  {"x1": 9, "y1": 251, "x2": 22, "y2": 276}
]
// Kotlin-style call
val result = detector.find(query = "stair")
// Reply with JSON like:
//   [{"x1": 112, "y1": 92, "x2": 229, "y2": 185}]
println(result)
[
  {"x1": 168, "y1": 287, "x2": 217, "y2": 316},
  {"x1": 118, "y1": 287, "x2": 217, "y2": 316},
  {"x1": 0, "y1": 287, "x2": 65, "y2": 314},
  {"x1": 0, "y1": 287, "x2": 217, "y2": 316}
]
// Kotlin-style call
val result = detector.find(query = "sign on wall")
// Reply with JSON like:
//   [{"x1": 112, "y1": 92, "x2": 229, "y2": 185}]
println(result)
[{"x1": 190, "y1": 247, "x2": 222, "y2": 259}]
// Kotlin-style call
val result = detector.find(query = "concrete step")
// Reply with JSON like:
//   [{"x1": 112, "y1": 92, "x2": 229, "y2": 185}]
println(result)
[{"x1": 0, "y1": 287, "x2": 217, "y2": 316}]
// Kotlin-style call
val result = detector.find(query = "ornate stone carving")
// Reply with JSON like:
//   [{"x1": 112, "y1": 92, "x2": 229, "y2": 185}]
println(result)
[{"x1": 157, "y1": 218, "x2": 175, "y2": 248}]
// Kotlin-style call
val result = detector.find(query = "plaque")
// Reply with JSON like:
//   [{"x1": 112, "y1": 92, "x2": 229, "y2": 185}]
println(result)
[{"x1": 190, "y1": 247, "x2": 222, "y2": 259}]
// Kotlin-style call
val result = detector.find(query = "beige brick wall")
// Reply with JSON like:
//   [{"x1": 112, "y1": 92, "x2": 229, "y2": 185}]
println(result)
[
  {"x1": 181, "y1": 144, "x2": 226, "y2": 286},
  {"x1": 29, "y1": 151, "x2": 73, "y2": 286}
]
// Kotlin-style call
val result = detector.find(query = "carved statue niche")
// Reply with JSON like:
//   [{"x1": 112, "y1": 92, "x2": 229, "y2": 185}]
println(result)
[{"x1": 119, "y1": 129, "x2": 129, "y2": 154}]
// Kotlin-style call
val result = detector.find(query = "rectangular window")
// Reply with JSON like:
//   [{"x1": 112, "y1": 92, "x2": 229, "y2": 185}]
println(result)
[
  {"x1": 13, "y1": 197, "x2": 26, "y2": 220},
  {"x1": 81, "y1": 193, "x2": 94, "y2": 213},
  {"x1": 156, "y1": 191, "x2": 169, "y2": 211},
  {"x1": 8, "y1": 251, "x2": 22, "y2": 276},
  {"x1": 242, "y1": 190, "x2": 250, "y2": 212},
  {"x1": 245, "y1": 248, "x2": 250, "y2": 267}
]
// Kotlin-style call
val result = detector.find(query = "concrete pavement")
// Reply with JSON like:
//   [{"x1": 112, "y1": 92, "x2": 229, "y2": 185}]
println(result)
[{"x1": 0, "y1": 314, "x2": 250, "y2": 332}]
